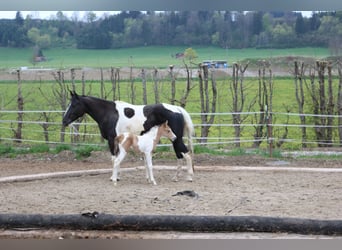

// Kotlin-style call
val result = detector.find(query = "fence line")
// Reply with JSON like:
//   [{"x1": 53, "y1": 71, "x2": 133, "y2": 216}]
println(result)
[{"x1": 1, "y1": 110, "x2": 342, "y2": 148}]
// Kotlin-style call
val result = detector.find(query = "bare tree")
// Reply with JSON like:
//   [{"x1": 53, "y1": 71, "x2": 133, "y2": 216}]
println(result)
[
  {"x1": 110, "y1": 67, "x2": 120, "y2": 100},
  {"x1": 70, "y1": 68, "x2": 76, "y2": 91},
  {"x1": 169, "y1": 65, "x2": 176, "y2": 105},
  {"x1": 231, "y1": 63, "x2": 246, "y2": 147},
  {"x1": 13, "y1": 70, "x2": 24, "y2": 143},
  {"x1": 100, "y1": 68, "x2": 105, "y2": 99},
  {"x1": 52, "y1": 70, "x2": 68, "y2": 142},
  {"x1": 179, "y1": 63, "x2": 193, "y2": 108},
  {"x1": 81, "y1": 70, "x2": 86, "y2": 95},
  {"x1": 293, "y1": 61, "x2": 307, "y2": 148},
  {"x1": 198, "y1": 64, "x2": 217, "y2": 144},
  {"x1": 129, "y1": 66, "x2": 136, "y2": 104},
  {"x1": 141, "y1": 68, "x2": 148, "y2": 104},
  {"x1": 152, "y1": 67, "x2": 160, "y2": 104},
  {"x1": 337, "y1": 62, "x2": 342, "y2": 145},
  {"x1": 230, "y1": 62, "x2": 255, "y2": 147},
  {"x1": 326, "y1": 61, "x2": 334, "y2": 146},
  {"x1": 252, "y1": 62, "x2": 273, "y2": 149},
  {"x1": 307, "y1": 61, "x2": 334, "y2": 147},
  {"x1": 40, "y1": 112, "x2": 50, "y2": 143},
  {"x1": 275, "y1": 105, "x2": 290, "y2": 148},
  {"x1": 37, "y1": 85, "x2": 58, "y2": 144}
]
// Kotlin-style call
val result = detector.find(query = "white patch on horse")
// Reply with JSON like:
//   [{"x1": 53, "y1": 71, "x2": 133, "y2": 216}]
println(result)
[
  {"x1": 162, "y1": 103, "x2": 182, "y2": 113},
  {"x1": 114, "y1": 101, "x2": 146, "y2": 135}
]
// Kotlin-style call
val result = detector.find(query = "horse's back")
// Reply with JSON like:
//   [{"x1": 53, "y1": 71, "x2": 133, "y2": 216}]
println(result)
[
  {"x1": 114, "y1": 101, "x2": 146, "y2": 135},
  {"x1": 162, "y1": 103, "x2": 194, "y2": 136}
]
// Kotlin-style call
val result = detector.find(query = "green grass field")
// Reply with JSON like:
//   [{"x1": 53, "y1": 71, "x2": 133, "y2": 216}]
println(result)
[
  {"x1": 1, "y1": 76, "x2": 338, "y2": 150},
  {"x1": 0, "y1": 46, "x2": 339, "y2": 151},
  {"x1": 0, "y1": 46, "x2": 331, "y2": 69}
]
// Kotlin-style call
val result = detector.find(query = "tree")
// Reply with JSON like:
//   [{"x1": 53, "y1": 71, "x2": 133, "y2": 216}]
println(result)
[
  {"x1": 27, "y1": 27, "x2": 40, "y2": 44},
  {"x1": 76, "y1": 26, "x2": 112, "y2": 49},
  {"x1": 295, "y1": 13, "x2": 307, "y2": 35},
  {"x1": 198, "y1": 65, "x2": 217, "y2": 143},
  {"x1": 56, "y1": 11, "x2": 68, "y2": 21},
  {"x1": 293, "y1": 61, "x2": 307, "y2": 147},
  {"x1": 307, "y1": 61, "x2": 335, "y2": 147},
  {"x1": 85, "y1": 11, "x2": 97, "y2": 23},
  {"x1": 309, "y1": 12, "x2": 321, "y2": 31},
  {"x1": 337, "y1": 62, "x2": 342, "y2": 145},
  {"x1": 252, "y1": 11, "x2": 264, "y2": 35},
  {"x1": 271, "y1": 23, "x2": 295, "y2": 47},
  {"x1": 184, "y1": 47, "x2": 198, "y2": 64},
  {"x1": 27, "y1": 27, "x2": 51, "y2": 49},
  {"x1": 15, "y1": 11, "x2": 24, "y2": 26},
  {"x1": 229, "y1": 62, "x2": 255, "y2": 147}
]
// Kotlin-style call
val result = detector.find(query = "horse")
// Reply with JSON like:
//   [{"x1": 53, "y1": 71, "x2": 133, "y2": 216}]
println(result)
[
  {"x1": 62, "y1": 91, "x2": 194, "y2": 182},
  {"x1": 111, "y1": 121, "x2": 176, "y2": 186}
]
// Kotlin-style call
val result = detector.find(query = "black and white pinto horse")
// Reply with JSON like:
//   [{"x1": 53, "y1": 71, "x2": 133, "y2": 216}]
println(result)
[{"x1": 62, "y1": 91, "x2": 194, "y2": 182}]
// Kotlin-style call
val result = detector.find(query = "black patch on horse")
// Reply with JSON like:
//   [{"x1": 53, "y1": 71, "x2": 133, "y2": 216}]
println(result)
[
  {"x1": 142, "y1": 104, "x2": 189, "y2": 158},
  {"x1": 124, "y1": 107, "x2": 135, "y2": 118},
  {"x1": 142, "y1": 104, "x2": 171, "y2": 132}
]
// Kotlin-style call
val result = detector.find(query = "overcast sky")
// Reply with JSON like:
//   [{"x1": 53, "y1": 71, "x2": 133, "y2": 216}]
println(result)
[
  {"x1": 0, "y1": 11, "x2": 116, "y2": 20},
  {"x1": 0, "y1": 11, "x2": 313, "y2": 20}
]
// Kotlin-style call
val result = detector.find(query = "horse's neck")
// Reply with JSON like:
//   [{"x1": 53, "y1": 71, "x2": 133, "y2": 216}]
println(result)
[
  {"x1": 142, "y1": 126, "x2": 159, "y2": 140},
  {"x1": 83, "y1": 96, "x2": 109, "y2": 123},
  {"x1": 81, "y1": 96, "x2": 116, "y2": 140},
  {"x1": 141, "y1": 126, "x2": 160, "y2": 150}
]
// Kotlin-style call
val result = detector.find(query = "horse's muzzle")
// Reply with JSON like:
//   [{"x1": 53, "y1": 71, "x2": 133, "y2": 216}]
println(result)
[{"x1": 62, "y1": 118, "x2": 70, "y2": 127}]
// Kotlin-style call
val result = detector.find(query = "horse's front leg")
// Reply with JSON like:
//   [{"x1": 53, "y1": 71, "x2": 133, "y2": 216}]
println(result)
[
  {"x1": 143, "y1": 155, "x2": 149, "y2": 182},
  {"x1": 110, "y1": 151, "x2": 126, "y2": 186},
  {"x1": 144, "y1": 152, "x2": 157, "y2": 185}
]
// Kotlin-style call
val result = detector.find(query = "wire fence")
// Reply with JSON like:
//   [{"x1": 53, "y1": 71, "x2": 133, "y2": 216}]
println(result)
[{"x1": 2, "y1": 109, "x2": 342, "y2": 150}]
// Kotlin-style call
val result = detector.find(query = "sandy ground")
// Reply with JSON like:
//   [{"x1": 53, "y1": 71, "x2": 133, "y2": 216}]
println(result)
[
  {"x1": 0, "y1": 151, "x2": 342, "y2": 219},
  {"x1": 1, "y1": 151, "x2": 342, "y2": 238}
]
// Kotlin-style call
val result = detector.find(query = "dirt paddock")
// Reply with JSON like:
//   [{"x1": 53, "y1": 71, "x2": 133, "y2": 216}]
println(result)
[{"x1": 0, "y1": 151, "x2": 342, "y2": 238}]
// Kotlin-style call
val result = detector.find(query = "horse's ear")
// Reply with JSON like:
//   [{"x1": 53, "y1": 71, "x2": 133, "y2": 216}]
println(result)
[{"x1": 70, "y1": 90, "x2": 79, "y2": 99}]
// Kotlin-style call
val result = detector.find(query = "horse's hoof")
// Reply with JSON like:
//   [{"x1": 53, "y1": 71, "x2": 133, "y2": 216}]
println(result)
[
  {"x1": 172, "y1": 176, "x2": 179, "y2": 182},
  {"x1": 185, "y1": 176, "x2": 193, "y2": 182}
]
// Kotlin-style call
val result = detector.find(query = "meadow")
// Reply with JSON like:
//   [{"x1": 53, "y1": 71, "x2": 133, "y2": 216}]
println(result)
[
  {"x1": 0, "y1": 46, "x2": 330, "y2": 69},
  {"x1": 0, "y1": 46, "x2": 340, "y2": 151}
]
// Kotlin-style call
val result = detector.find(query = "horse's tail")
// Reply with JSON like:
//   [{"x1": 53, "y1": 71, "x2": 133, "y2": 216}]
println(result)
[{"x1": 178, "y1": 107, "x2": 195, "y2": 155}]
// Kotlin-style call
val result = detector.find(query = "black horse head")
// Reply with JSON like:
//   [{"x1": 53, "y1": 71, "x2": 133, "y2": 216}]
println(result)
[{"x1": 62, "y1": 91, "x2": 86, "y2": 127}]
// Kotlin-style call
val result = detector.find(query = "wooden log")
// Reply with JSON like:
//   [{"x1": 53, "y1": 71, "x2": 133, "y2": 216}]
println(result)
[{"x1": 0, "y1": 214, "x2": 342, "y2": 236}]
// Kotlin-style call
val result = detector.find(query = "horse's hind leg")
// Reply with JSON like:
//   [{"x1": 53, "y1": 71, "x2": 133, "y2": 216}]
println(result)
[
  {"x1": 182, "y1": 152, "x2": 194, "y2": 182},
  {"x1": 172, "y1": 159, "x2": 183, "y2": 182},
  {"x1": 171, "y1": 140, "x2": 194, "y2": 182}
]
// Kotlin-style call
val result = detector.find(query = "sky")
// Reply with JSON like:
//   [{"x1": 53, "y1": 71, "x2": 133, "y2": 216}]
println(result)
[
  {"x1": 0, "y1": 11, "x2": 115, "y2": 20},
  {"x1": 0, "y1": 11, "x2": 313, "y2": 20}
]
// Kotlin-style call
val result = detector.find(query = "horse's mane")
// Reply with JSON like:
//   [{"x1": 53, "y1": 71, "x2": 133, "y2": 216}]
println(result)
[{"x1": 82, "y1": 95, "x2": 116, "y2": 109}]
